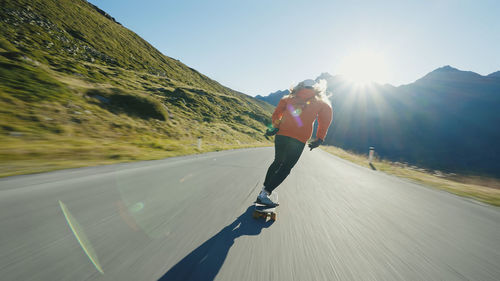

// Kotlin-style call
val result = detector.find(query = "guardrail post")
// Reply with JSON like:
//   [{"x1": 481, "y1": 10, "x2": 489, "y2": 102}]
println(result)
[
  {"x1": 369, "y1": 147, "x2": 375, "y2": 163},
  {"x1": 197, "y1": 137, "x2": 202, "y2": 150}
]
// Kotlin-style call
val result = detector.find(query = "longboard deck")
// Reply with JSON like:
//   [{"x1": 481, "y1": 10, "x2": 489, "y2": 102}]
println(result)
[
  {"x1": 254, "y1": 203, "x2": 276, "y2": 212},
  {"x1": 252, "y1": 205, "x2": 277, "y2": 221},
  {"x1": 252, "y1": 192, "x2": 278, "y2": 221}
]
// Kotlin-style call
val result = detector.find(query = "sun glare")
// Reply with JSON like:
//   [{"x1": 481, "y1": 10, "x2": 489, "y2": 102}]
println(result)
[{"x1": 337, "y1": 50, "x2": 392, "y2": 85}]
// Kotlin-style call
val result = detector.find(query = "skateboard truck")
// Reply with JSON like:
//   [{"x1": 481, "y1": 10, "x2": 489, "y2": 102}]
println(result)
[
  {"x1": 252, "y1": 204, "x2": 277, "y2": 221},
  {"x1": 252, "y1": 192, "x2": 278, "y2": 221}
]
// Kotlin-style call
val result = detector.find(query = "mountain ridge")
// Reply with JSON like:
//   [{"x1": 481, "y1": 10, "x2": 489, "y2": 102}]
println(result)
[
  {"x1": 257, "y1": 65, "x2": 500, "y2": 97},
  {"x1": 256, "y1": 65, "x2": 500, "y2": 177},
  {"x1": 487, "y1": 71, "x2": 500, "y2": 78}
]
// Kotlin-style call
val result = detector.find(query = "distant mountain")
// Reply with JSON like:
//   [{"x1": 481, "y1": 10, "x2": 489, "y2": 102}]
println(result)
[
  {"x1": 415, "y1": 65, "x2": 483, "y2": 83},
  {"x1": 255, "y1": 89, "x2": 290, "y2": 106},
  {"x1": 256, "y1": 67, "x2": 500, "y2": 177},
  {"x1": 488, "y1": 71, "x2": 500, "y2": 78}
]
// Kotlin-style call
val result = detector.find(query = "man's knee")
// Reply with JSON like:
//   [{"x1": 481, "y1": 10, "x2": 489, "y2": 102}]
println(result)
[{"x1": 283, "y1": 162, "x2": 296, "y2": 172}]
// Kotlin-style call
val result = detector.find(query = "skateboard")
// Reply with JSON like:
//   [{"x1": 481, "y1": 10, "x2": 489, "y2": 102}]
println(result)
[
  {"x1": 253, "y1": 203, "x2": 277, "y2": 221},
  {"x1": 252, "y1": 192, "x2": 278, "y2": 221}
]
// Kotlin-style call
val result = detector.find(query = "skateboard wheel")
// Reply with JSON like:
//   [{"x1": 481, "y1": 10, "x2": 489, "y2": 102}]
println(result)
[{"x1": 271, "y1": 213, "x2": 277, "y2": 221}]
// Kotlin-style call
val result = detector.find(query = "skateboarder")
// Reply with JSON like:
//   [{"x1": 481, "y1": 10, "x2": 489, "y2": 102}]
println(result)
[{"x1": 256, "y1": 79, "x2": 333, "y2": 206}]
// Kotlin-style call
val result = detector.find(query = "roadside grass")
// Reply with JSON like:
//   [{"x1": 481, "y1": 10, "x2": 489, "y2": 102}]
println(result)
[
  {"x1": 0, "y1": 135, "x2": 269, "y2": 178},
  {"x1": 0, "y1": 60, "x2": 273, "y2": 178},
  {"x1": 321, "y1": 145, "x2": 500, "y2": 207}
]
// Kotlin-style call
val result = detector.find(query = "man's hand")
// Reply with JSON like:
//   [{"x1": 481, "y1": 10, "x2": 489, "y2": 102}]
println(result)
[
  {"x1": 265, "y1": 127, "x2": 279, "y2": 136},
  {"x1": 308, "y1": 138, "x2": 323, "y2": 151}
]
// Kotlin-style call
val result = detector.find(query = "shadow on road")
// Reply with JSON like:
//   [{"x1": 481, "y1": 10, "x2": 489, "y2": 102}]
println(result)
[{"x1": 158, "y1": 206, "x2": 274, "y2": 281}]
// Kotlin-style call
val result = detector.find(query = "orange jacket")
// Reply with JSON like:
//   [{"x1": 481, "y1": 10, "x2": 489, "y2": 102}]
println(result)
[{"x1": 272, "y1": 89, "x2": 333, "y2": 144}]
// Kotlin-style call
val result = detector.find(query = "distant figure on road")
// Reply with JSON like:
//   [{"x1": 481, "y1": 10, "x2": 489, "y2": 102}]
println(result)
[{"x1": 257, "y1": 79, "x2": 333, "y2": 206}]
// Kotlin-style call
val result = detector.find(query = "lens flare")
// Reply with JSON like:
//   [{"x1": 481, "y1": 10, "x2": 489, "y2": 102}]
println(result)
[
  {"x1": 130, "y1": 202, "x2": 144, "y2": 213},
  {"x1": 287, "y1": 104, "x2": 303, "y2": 127},
  {"x1": 337, "y1": 49, "x2": 392, "y2": 86},
  {"x1": 59, "y1": 200, "x2": 104, "y2": 274}
]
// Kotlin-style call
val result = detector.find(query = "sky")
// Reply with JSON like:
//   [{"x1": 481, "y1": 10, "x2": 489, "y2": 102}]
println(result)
[{"x1": 90, "y1": 0, "x2": 500, "y2": 96}]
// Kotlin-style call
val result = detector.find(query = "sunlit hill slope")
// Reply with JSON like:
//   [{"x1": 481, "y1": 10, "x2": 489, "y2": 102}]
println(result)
[{"x1": 0, "y1": 0, "x2": 274, "y2": 176}]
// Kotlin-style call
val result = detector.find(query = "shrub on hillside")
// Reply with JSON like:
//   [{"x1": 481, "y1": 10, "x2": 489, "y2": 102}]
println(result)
[
  {"x1": 87, "y1": 88, "x2": 168, "y2": 121},
  {"x1": 0, "y1": 60, "x2": 69, "y2": 102}
]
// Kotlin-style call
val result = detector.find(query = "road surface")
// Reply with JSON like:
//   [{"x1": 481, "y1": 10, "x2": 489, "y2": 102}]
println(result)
[{"x1": 0, "y1": 147, "x2": 499, "y2": 281}]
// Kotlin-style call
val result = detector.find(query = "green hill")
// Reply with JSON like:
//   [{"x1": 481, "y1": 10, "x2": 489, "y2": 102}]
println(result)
[{"x1": 0, "y1": 0, "x2": 274, "y2": 177}]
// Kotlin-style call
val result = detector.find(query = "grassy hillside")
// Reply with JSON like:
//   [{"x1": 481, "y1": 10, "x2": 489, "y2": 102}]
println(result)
[{"x1": 0, "y1": 0, "x2": 274, "y2": 177}]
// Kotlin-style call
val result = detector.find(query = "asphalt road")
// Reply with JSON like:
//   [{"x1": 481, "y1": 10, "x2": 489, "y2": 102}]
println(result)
[{"x1": 1, "y1": 147, "x2": 499, "y2": 281}]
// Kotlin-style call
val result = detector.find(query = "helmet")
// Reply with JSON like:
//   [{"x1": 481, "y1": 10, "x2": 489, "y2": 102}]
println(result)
[{"x1": 298, "y1": 79, "x2": 316, "y2": 88}]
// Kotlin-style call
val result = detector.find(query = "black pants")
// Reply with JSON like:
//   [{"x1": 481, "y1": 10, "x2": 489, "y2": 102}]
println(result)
[{"x1": 264, "y1": 135, "x2": 305, "y2": 193}]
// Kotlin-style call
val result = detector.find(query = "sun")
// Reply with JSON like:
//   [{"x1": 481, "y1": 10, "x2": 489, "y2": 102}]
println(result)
[{"x1": 337, "y1": 50, "x2": 392, "y2": 85}]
